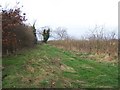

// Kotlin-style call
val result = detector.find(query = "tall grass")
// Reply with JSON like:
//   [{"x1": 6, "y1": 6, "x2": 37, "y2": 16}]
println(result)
[{"x1": 49, "y1": 39, "x2": 118, "y2": 62}]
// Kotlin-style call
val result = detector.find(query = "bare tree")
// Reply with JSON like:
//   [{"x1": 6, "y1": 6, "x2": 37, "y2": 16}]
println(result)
[
  {"x1": 36, "y1": 29, "x2": 43, "y2": 41},
  {"x1": 54, "y1": 27, "x2": 68, "y2": 40}
]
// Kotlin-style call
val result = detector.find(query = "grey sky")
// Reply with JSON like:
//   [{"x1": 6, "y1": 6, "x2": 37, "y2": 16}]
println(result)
[{"x1": 1, "y1": 0, "x2": 118, "y2": 39}]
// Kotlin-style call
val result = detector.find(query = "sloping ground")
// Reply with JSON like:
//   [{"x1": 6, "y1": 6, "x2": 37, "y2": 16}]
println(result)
[{"x1": 2, "y1": 44, "x2": 118, "y2": 88}]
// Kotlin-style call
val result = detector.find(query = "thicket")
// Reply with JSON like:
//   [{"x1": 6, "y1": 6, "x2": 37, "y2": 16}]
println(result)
[{"x1": 2, "y1": 6, "x2": 35, "y2": 55}]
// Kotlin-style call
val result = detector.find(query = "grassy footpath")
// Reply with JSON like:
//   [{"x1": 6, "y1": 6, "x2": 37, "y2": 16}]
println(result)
[{"x1": 2, "y1": 44, "x2": 118, "y2": 88}]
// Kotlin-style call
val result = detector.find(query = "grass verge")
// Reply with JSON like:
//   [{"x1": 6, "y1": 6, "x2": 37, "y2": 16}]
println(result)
[{"x1": 2, "y1": 44, "x2": 118, "y2": 88}]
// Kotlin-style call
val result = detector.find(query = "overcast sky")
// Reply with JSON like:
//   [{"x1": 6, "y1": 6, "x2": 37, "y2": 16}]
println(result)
[{"x1": 0, "y1": 0, "x2": 119, "y2": 39}]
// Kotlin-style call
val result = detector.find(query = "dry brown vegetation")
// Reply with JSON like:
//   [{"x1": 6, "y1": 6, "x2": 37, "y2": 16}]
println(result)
[
  {"x1": 49, "y1": 28, "x2": 118, "y2": 63},
  {"x1": 49, "y1": 39, "x2": 118, "y2": 63},
  {"x1": 2, "y1": 5, "x2": 35, "y2": 55}
]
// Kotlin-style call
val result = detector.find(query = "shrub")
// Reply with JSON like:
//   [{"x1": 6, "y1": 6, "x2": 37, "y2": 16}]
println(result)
[{"x1": 2, "y1": 6, "x2": 35, "y2": 55}]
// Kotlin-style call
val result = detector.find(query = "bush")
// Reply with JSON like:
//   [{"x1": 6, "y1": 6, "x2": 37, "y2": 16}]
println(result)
[
  {"x1": 12, "y1": 25, "x2": 35, "y2": 48},
  {"x1": 2, "y1": 6, "x2": 35, "y2": 55}
]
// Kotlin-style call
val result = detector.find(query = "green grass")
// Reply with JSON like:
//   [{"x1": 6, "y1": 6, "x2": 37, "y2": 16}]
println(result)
[{"x1": 2, "y1": 44, "x2": 118, "y2": 88}]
